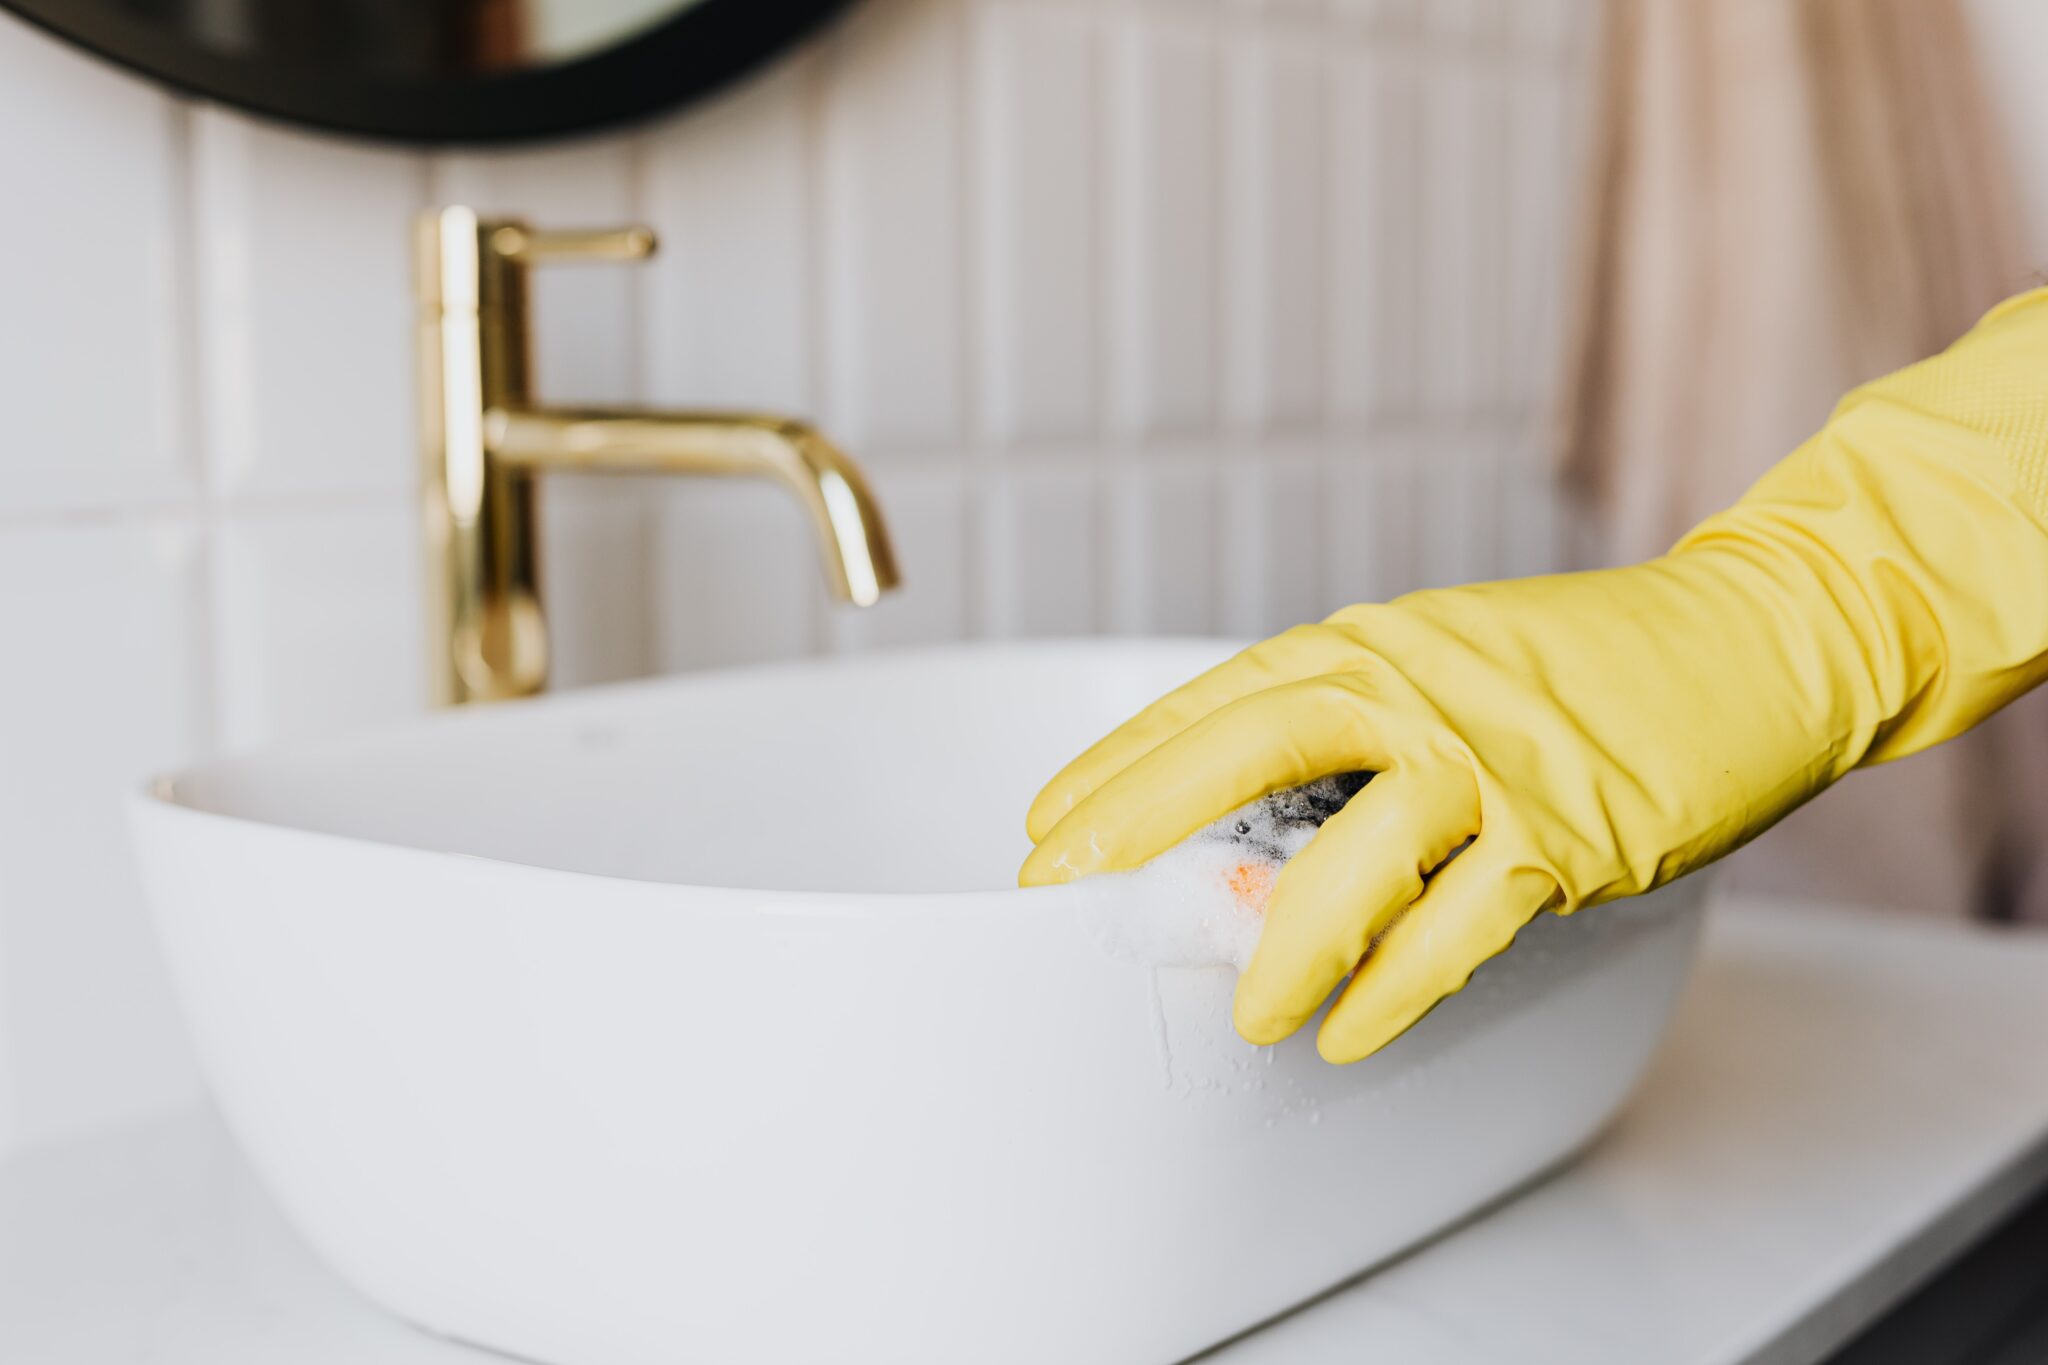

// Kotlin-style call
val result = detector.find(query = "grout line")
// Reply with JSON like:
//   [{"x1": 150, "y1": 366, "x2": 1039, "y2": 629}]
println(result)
[
  {"x1": 185, "y1": 106, "x2": 241, "y2": 506},
  {"x1": 1198, "y1": 21, "x2": 1230, "y2": 631},
  {"x1": 955, "y1": 0, "x2": 984, "y2": 454},
  {"x1": 800, "y1": 37, "x2": 833, "y2": 659},
  {"x1": 959, "y1": 0, "x2": 991, "y2": 640},
  {"x1": 1319, "y1": 36, "x2": 1345, "y2": 446},
  {"x1": 1092, "y1": 12, "x2": 1131, "y2": 633},
  {"x1": 1305, "y1": 45, "x2": 1333, "y2": 433},
  {"x1": 1199, "y1": 18, "x2": 1225, "y2": 451},
  {"x1": 164, "y1": 97, "x2": 223, "y2": 758},
  {"x1": 623, "y1": 126, "x2": 660, "y2": 678},
  {"x1": 624, "y1": 131, "x2": 653, "y2": 409},
  {"x1": 162, "y1": 100, "x2": 205, "y2": 512},
  {"x1": 1090, "y1": 9, "x2": 1116, "y2": 445},
  {"x1": 0, "y1": 400, "x2": 1559, "y2": 537},
  {"x1": 965, "y1": 461, "x2": 992, "y2": 641},
  {"x1": 0, "y1": 486, "x2": 421, "y2": 534}
]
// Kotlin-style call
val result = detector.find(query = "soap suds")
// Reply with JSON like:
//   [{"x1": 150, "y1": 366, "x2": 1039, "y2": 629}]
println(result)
[{"x1": 1084, "y1": 773, "x2": 1371, "y2": 970}]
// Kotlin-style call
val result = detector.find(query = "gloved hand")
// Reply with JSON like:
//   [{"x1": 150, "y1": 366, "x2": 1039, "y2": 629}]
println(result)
[{"x1": 1022, "y1": 288, "x2": 2048, "y2": 1063}]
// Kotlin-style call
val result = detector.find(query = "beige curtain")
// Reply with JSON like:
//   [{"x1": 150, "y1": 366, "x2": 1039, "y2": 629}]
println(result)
[{"x1": 1561, "y1": 0, "x2": 2048, "y2": 921}]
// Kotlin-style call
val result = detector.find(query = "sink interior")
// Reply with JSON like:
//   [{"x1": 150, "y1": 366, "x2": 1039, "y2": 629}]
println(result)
[{"x1": 166, "y1": 640, "x2": 1237, "y2": 895}]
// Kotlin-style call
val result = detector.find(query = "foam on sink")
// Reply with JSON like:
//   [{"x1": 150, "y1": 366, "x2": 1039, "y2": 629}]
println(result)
[{"x1": 1085, "y1": 773, "x2": 1371, "y2": 970}]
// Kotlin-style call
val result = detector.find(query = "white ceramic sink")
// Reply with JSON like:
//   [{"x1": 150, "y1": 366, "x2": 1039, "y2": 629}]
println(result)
[{"x1": 130, "y1": 640, "x2": 1705, "y2": 1365}]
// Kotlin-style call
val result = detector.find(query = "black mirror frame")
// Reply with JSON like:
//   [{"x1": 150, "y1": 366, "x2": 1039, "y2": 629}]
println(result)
[{"x1": 2, "y1": 0, "x2": 857, "y2": 144}]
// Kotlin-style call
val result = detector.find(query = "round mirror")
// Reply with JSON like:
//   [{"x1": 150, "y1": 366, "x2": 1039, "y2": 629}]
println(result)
[{"x1": 1, "y1": 0, "x2": 855, "y2": 143}]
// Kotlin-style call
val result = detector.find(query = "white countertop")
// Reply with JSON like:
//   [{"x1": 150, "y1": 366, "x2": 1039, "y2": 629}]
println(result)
[{"x1": 5, "y1": 899, "x2": 2048, "y2": 1365}]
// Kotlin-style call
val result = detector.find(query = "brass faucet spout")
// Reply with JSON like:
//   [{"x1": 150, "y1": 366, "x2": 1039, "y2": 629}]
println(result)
[
  {"x1": 486, "y1": 408, "x2": 900, "y2": 607},
  {"x1": 419, "y1": 207, "x2": 902, "y2": 704}
]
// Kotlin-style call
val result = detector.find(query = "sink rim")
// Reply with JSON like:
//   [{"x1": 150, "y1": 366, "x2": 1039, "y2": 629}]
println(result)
[{"x1": 137, "y1": 636, "x2": 1246, "y2": 905}]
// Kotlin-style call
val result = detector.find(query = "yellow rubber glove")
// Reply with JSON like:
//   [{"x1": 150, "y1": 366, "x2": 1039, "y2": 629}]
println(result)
[{"x1": 1022, "y1": 287, "x2": 2048, "y2": 1063}]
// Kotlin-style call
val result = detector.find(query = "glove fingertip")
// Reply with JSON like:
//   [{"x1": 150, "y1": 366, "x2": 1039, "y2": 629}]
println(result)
[
  {"x1": 1017, "y1": 840, "x2": 1075, "y2": 887},
  {"x1": 1231, "y1": 970, "x2": 1312, "y2": 1048},
  {"x1": 1315, "y1": 1005, "x2": 1413, "y2": 1065},
  {"x1": 1023, "y1": 786, "x2": 1075, "y2": 845}
]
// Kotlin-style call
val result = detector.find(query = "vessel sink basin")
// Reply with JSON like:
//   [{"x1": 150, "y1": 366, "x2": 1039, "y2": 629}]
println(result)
[{"x1": 131, "y1": 640, "x2": 1705, "y2": 1365}]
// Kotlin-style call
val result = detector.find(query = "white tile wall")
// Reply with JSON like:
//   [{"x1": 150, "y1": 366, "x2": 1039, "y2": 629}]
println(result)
[
  {"x1": 0, "y1": 525, "x2": 207, "y2": 1145},
  {"x1": 1327, "y1": 47, "x2": 1421, "y2": 422},
  {"x1": 818, "y1": 0, "x2": 969, "y2": 452},
  {"x1": 191, "y1": 110, "x2": 426, "y2": 502},
  {"x1": 0, "y1": 30, "x2": 189, "y2": 515},
  {"x1": 1219, "y1": 449, "x2": 1327, "y2": 635},
  {"x1": 1323, "y1": 444, "x2": 1415, "y2": 604},
  {"x1": 210, "y1": 506, "x2": 426, "y2": 749},
  {"x1": 975, "y1": 3, "x2": 1097, "y2": 444},
  {"x1": 0, "y1": 0, "x2": 1598, "y2": 1157},
  {"x1": 1105, "y1": 460, "x2": 1216, "y2": 634},
  {"x1": 650, "y1": 480, "x2": 827, "y2": 670},
  {"x1": 641, "y1": 58, "x2": 814, "y2": 413},
  {"x1": 1105, "y1": 19, "x2": 1221, "y2": 437},
  {"x1": 1221, "y1": 40, "x2": 1327, "y2": 432},
  {"x1": 981, "y1": 462, "x2": 1103, "y2": 638}
]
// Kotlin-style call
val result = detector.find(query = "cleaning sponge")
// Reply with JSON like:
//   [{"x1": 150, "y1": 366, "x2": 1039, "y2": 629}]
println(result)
[{"x1": 1085, "y1": 773, "x2": 1371, "y2": 969}]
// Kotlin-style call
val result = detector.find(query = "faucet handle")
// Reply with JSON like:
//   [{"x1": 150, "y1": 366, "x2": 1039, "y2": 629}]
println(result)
[{"x1": 486, "y1": 223, "x2": 657, "y2": 266}]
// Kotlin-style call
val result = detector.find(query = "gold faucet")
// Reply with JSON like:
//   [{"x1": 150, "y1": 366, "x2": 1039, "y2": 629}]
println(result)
[{"x1": 415, "y1": 207, "x2": 901, "y2": 705}]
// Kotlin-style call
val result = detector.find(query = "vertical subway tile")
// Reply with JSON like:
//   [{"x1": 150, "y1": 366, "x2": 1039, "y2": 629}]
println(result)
[
  {"x1": 211, "y1": 506, "x2": 428, "y2": 749},
  {"x1": 642, "y1": 59, "x2": 815, "y2": 413},
  {"x1": 1467, "y1": 69, "x2": 1518, "y2": 409},
  {"x1": 1222, "y1": 41, "x2": 1327, "y2": 431},
  {"x1": 1324, "y1": 444, "x2": 1415, "y2": 603},
  {"x1": 975, "y1": 4, "x2": 1098, "y2": 444},
  {"x1": 0, "y1": 523, "x2": 207, "y2": 1151},
  {"x1": 650, "y1": 481, "x2": 824, "y2": 670},
  {"x1": 1511, "y1": 0, "x2": 1587, "y2": 61},
  {"x1": 432, "y1": 138, "x2": 641, "y2": 405},
  {"x1": 818, "y1": 0, "x2": 966, "y2": 453},
  {"x1": 1500, "y1": 443, "x2": 1568, "y2": 579},
  {"x1": 537, "y1": 475, "x2": 658, "y2": 696},
  {"x1": 192, "y1": 108, "x2": 425, "y2": 500},
  {"x1": 1330, "y1": 0, "x2": 1423, "y2": 37},
  {"x1": 1412, "y1": 432, "x2": 1502, "y2": 588},
  {"x1": 1105, "y1": 20, "x2": 1221, "y2": 437},
  {"x1": 541, "y1": 482, "x2": 654, "y2": 689},
  {"x1": 1328, "y1": 51, "x2": 1421, "y2": 423},
  {"x1": 1418, "y1": 0, "x2": 1496, "y2": 44},
  {"x1": 980, "y1": 465, "x2": 1099, "y2": 638},
  {"x1": 1507, "y1": 70, "x2": 1571, "y2": 410},
  {"x1": 1561, "y1": 0, "x2": 1606, "y2": 66},
  {"x1": 1220, "y1": 449, "x2": 1327, "y2": 635},
  {"x1": 1416, "y1": 51, "x2": 1484, "y2": 415},
  {"x1": 1249, "y1": 0, "x2": 1333, "y2": 20},
  {"x1": 826, "y1": 464, "x2": 970, "y2": 652},
  {"x1": 0, "y1": 14, "x2": 188, "y2": 514},
  {"x1": 1105, "y1": 463, "x2": 1216, "y2": 635}
]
